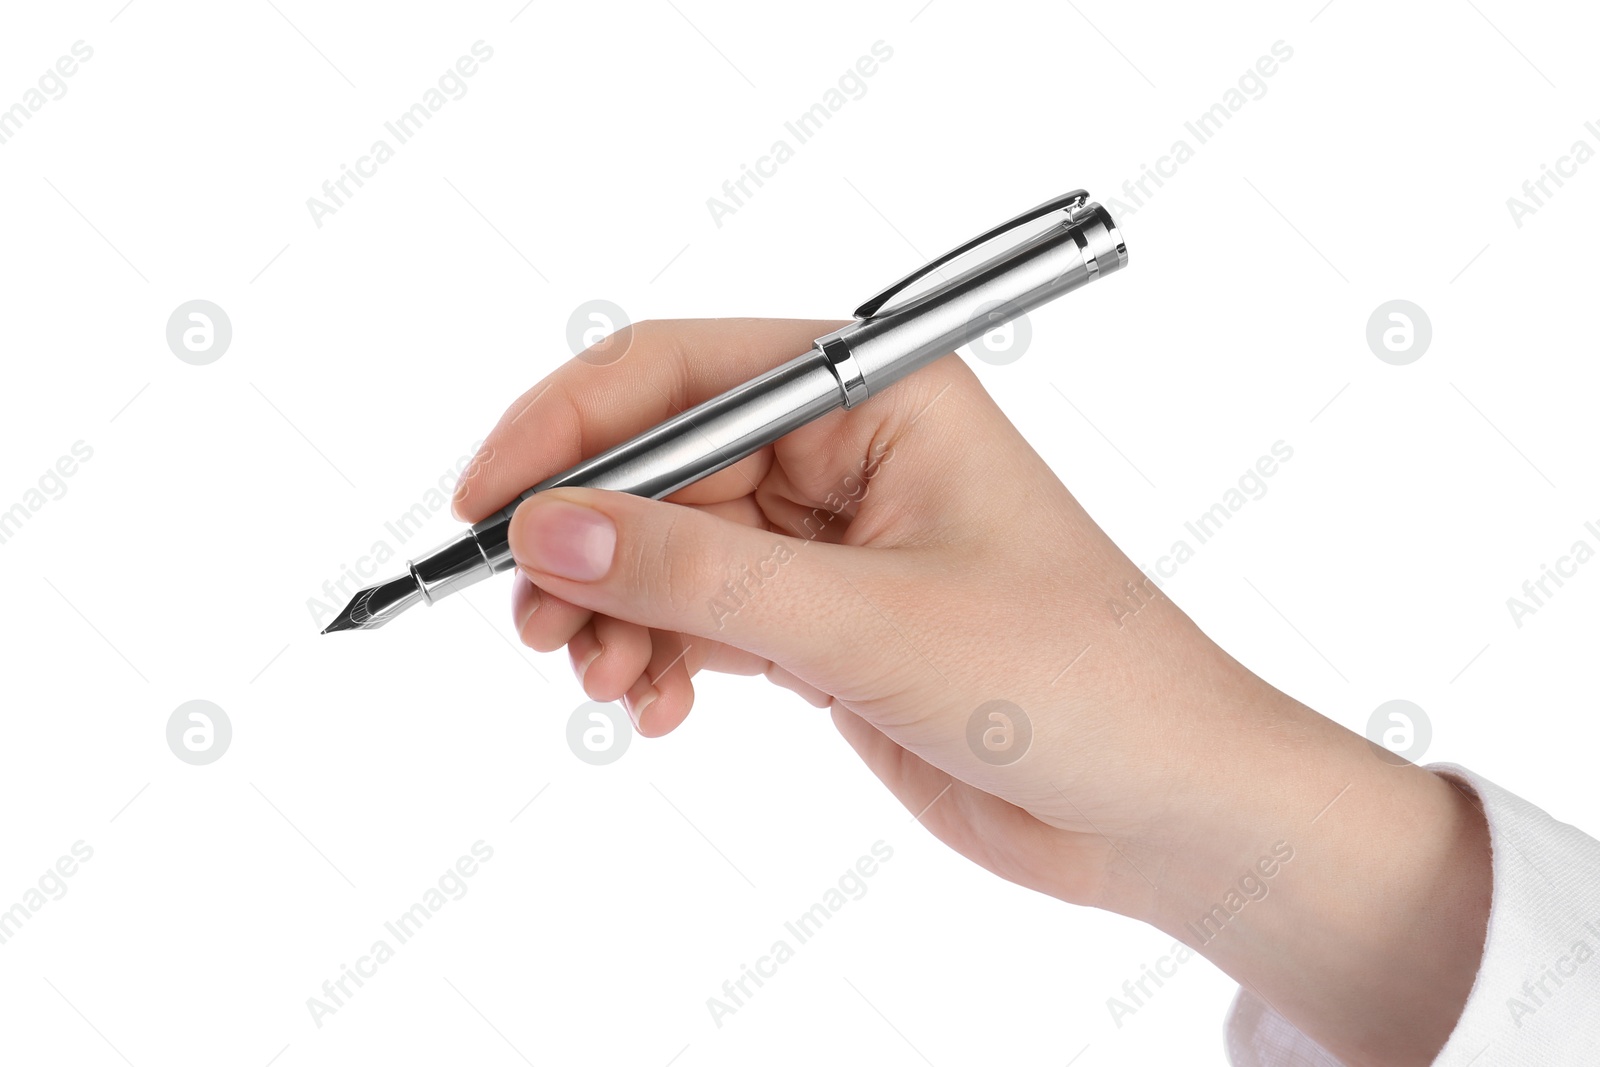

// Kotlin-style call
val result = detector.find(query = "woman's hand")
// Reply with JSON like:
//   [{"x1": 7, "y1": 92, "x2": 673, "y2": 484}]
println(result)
[
  {"x1": 453, "y1": 318, "x2": 1489, "y2": 1066},
  {"x1": 453, "y1": 317, "x2": 1225, "y2": 904}
]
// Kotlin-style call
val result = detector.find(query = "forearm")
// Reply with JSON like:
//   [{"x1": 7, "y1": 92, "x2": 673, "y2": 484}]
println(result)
[{"x1": 1096, "y1": 682, "x2": 1491, "y2": 1065}]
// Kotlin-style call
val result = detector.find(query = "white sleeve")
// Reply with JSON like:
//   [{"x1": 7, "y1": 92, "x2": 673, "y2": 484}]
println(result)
[{"x1": 1223, "y1": 763, "x2": 1600, "y2": 1066}]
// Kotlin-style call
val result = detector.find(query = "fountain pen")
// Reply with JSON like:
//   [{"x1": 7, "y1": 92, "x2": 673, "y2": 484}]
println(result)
[{"x1": 322, "y1": 189, "x2": 1127, "y2": 632}]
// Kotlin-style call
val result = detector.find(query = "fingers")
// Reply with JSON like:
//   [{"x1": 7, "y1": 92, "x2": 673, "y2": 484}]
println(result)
[
  {"x1": 453, "y1": 318, "x2": 846, "y2": 523},
  {"x1": 568, "y1": 618, "x2": 820, "y2": 736},
  {"x1": 508, "y1": 486, "x2": 883, "y2": 681},
  {"x1": 626, "y1": 630, "x2": 696, "y2": 737},
  {"x1": 581, "y1": 614, "x2": 654, "y2": 703},
  {"x1": 511, "y1": 572, "x2": 591, "y2": 653}
]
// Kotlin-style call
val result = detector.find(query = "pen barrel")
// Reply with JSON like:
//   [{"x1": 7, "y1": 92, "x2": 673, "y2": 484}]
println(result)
[
  {"x1": 828, "y1": 201, "x2": 1126, "y2": 399},
  {"x1": 460, "y1": 349, "x2": 847, "y2": 580}
]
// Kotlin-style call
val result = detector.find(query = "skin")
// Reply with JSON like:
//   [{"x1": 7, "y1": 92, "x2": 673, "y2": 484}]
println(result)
[{"x1": 453, "y1": 318, "x2": 1491, "y2": 1066}]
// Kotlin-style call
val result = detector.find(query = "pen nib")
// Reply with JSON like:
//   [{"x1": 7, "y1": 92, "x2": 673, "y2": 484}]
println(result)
[{"x1": 321, "y1": 573, "x2": 425, "y2": 633}]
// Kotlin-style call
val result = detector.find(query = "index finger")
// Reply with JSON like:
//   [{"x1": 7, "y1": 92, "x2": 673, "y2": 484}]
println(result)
[{"x1": 451, "y1": 317, "x2": 846, "y2": 522}]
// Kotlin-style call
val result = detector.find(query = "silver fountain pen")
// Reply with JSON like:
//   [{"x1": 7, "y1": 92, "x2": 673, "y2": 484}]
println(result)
[{"x1": 322, "y1": 189, "x2": 1127, "y2": 633}]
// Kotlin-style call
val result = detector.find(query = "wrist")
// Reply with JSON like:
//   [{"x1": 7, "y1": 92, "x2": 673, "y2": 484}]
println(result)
[{"x1": 1101, "y1": 686, "x2": 1490, "y2": 1065}]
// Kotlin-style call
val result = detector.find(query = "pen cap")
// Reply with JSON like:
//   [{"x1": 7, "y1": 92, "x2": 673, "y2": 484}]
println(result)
[{"x1": 819, "y1": 194, "x2": 1126, "y2": 401}]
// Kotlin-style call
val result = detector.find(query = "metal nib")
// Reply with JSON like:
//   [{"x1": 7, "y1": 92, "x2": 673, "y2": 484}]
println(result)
[{"x1": 321, "y1": 572, "x2": 425, "y2": 633}]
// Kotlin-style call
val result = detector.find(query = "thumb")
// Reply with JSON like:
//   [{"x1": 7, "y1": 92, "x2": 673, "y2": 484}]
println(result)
[{"x1": 507, "y1": 487, "x2": 869, "y2": 673}]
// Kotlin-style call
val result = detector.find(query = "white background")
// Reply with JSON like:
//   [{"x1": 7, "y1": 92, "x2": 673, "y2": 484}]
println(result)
[{"x1": 2, "y1": 1, "x2": 1597, "y2": 1064}]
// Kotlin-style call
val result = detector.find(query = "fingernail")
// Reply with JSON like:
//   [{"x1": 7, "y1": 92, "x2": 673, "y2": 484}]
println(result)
[
  {"x1": 625, "y1": 688, "x2": 657, "y2": 731},
  {"x1": 575, "y1": 646, "x2": 602, "y2": 685},
  {"x1": 513, "y1": 499, "x2": 616, "y2": 581}
]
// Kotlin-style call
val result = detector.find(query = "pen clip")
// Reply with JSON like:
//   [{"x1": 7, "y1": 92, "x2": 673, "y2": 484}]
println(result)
[{"x1": 853, "y1": 189, "x2": 1089, "y2": 320}]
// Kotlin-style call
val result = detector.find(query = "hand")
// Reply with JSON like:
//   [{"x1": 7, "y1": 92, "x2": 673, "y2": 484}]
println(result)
[
  {"x1": 453, "y1": 318, "x2": 1489, "y2": 1066},
  {"x1": 452, "y1": 316, "x2": 1215, "y2": 900}
]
